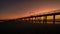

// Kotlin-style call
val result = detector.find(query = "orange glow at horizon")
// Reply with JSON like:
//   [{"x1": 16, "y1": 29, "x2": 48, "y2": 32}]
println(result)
[{"x1": 0, "y1": 9, "x2": 60, "y2": 20}]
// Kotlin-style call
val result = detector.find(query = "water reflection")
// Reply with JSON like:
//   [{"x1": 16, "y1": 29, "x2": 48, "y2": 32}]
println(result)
[
  {"x1": 55, "y1": 22, "x2": 60, "y2": 24},
  {"x1": 0, "y1": 21, "x2": 4, "y2": 22},
  {"x1": 31, "y1": 20, "x2": 60, "y2": 24}
]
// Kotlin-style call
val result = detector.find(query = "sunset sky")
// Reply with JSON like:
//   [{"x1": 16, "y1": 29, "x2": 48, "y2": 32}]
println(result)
[{"x1": 0, "y1": 0, "x2": 60, "y2": 20}]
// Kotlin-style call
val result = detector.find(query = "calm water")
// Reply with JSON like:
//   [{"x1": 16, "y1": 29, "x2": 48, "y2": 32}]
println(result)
[
  {"x1": 30, "y1": 21, "x2": 60, "y2": 24},
  {"x1": 0, "y1": 20, "x2": 60, "y2": 24},
  {"x1": 0, "y1": 21, "x2": 4, "y2": 22}
]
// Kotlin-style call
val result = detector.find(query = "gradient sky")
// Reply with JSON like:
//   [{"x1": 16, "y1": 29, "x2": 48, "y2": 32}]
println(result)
[{"x1": 0, "y1": 0, "x2": 60, "y2": 20}]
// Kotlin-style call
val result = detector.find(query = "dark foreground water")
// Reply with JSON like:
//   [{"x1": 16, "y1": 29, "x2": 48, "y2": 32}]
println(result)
[{"x1": 0, "y1": 21, "x2": 60, "y2": 34}]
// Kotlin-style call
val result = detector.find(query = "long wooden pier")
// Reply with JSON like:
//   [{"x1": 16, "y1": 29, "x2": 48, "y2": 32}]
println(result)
[{"x1": 18, "y1": 10, "x2": 60, "y2": 24}]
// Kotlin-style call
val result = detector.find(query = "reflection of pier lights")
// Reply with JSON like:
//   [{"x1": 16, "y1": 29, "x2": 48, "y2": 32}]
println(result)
[
  {"x1": 28, "y1": 18, "x2": 31, "y2": 22},
  {"x1": 35, "y1": 17, "x2": 38, "y2": 23},
  {"x1": 33, "y1": 17, "x2": 41, "y2": 23},
  {"x1": 29, "y1": 17, "x2": 33, "y2": 23},
  {"x1": 32, "y1": 17, "x2": 36, "y2": 23},
  {"x1": 32, "y1": 17, "x2": 37, "y2": 23},
  {"x1": 41, "y1": 16, "x2": 47, "y2": 24},
  {"x1": 43, "y1": 16, "x2": 47, "y2": 24},
  {"x1": 29, "y1": 17, "x2": 35, "y2": 23},
  {"x1": 37, "y1": 17, "x2": 41, "y2": 23},
  {"x1": 36, "y1": 17, "x2": 41, "y2": 23},
  {"x1": 35, "y1": 17, "x2": 37, "y2": 23}
]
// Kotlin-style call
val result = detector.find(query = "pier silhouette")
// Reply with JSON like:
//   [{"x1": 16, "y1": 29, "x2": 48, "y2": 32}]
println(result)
[{"x1": 18, "y1": 10, "x2": 60, "y2": 24}]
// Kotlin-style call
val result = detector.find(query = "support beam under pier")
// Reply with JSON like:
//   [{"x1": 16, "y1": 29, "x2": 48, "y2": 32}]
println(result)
[{"x1": 53, "y1": 15, "x2": 55, "y2": 24}]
